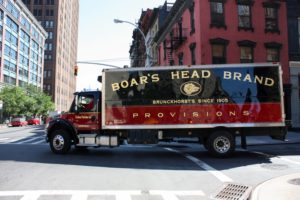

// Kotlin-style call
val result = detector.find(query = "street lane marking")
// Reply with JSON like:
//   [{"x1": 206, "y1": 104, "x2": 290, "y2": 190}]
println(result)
[
  {"x1": 0, "y1": 190, "x2": 205, "y2": 200},
  {"x1": 32, "y1": 139, "x2": 46, "y2": 144},
  {"x1": 150, "y1": 190, "x2": 205, "y2": 200},
  {"x1": 165, "y1": 147, "x2": 233, "y2": 183},
  {"x1": 14, "y1": 136, "x2": 44, "y2": 144},
  {"x1": 0, "y1": 138, "x2": 10, "y2": 141}
]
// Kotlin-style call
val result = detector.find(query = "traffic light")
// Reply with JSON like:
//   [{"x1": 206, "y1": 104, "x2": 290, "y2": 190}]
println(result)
[{"x1": 74, "y1": 65, "x2": 78, "y2": 76}]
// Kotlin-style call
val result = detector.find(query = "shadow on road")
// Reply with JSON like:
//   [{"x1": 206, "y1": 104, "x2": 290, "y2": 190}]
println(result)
[{"x1": 2, "y1": 140, "x2": 293, "y2": 171}]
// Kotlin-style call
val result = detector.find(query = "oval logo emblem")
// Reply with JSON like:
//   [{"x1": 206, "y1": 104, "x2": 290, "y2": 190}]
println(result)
[{"x1": 180, "y1": 81, "x2": 202, "y2": 96}]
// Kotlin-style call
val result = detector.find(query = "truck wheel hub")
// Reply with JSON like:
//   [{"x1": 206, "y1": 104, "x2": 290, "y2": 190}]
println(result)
[
  {"x1": 214, "y1": 136, "x2": 230, "y2": 153},
  {"x1": 53, "y1": 135, "x2": 64, "y2": 150}
]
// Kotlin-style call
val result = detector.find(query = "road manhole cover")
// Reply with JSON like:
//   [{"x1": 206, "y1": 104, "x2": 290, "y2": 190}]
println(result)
[
  {"x1": 288, "y1": 178, "x2": 300, "y2": 185},
  {"x1": 260, "y1": 163, "x2": 288, "y2": 170}
]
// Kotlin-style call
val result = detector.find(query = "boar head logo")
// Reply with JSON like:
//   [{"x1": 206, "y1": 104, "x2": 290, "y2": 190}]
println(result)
[{"x1": 180, "y1": 81, "x2": 202, "y2": 96}]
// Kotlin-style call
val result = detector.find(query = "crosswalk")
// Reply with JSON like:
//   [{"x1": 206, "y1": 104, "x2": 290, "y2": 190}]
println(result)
[
  {"x1": 0, "y1": 190, "x2": 206, "y2": 200},
  {"x1": 0, "y1": 135, "x2": 46, "y2": 145}
]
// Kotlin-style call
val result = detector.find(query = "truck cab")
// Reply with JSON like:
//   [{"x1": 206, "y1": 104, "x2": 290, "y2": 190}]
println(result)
[{"x1": 46, "y1": 91, "x2": 119, "y2": 154}]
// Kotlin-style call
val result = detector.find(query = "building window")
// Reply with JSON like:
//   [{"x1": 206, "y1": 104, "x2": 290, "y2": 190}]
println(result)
[
  {"x1": 4, "y1": 75, "x2": 16, "y2": 85},
  {"x1": 34, "y1": 0, "x2": 43, "y2": 5},
  {"x1": 46, "y1": 0, "x2": 54, "y2": 5},
  {"x1": 46, "y1": 9, "x2": 54, "y2": 16},
  {"x1": 189, "y1": 1, "x2": 195, "y2": 34},
  {"x1": 23, "y1": 0, "x2": 31, "y2": 4},
  {"x1": 44, "y1": 20, "x2": 54, "y2": 28},
  {"x1": 237, "y1": 0, "x2": 253, "y2": 31},
  {"x1": 265, "y1": 42, "x2": 282, "y2": 62},
  {"x1": 189, "y1": 43, "x2": 196, "y2": 65},
  {"x1": 48, "y1": 31, "x2": 53, "y2": 39},
  {"x1": 238, "y1": 40, "x2": 256, "y2": 63},
  {"x1": 263, "y1": 2, "x2": 280, "y2": 33},
  {"x1": 210, "y1": 0, "x2": 226, "y2": 29},
  {"x1": 178, "y1": 53, "x2": 184, "y2": 65},
  {"x1": 33, "y1": 9, "x2": 42, "y2": 17},
  {"x1": 210, "y1": 38, "x2": 229, "y2": 64},
  {"x1": 6, "y1": 17, "x2": 18, "y2": 33}
]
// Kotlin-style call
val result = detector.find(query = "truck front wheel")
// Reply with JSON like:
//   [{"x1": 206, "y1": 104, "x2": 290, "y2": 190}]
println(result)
[
  {"x1": 50, "y1": 129, "x2": 71, "y2": 154},
  {"x1": 207, "y1": 130, "x2": 235, "y2": 157}
]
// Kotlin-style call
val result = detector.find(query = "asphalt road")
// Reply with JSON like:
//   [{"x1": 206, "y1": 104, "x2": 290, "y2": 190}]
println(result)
[{"x1": 0, "y1": 126, "x2": 299, "y2": 200}]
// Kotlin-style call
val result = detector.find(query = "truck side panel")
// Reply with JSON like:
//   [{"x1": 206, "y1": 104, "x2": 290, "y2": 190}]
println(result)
[{"x1": 102, "y1": 64, "x2": 285, "y2": 129}]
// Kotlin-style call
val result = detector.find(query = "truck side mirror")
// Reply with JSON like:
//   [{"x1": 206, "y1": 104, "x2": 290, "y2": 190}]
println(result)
[{"x1": 97, "y1": 76, "x2": 102, "y2": 83}]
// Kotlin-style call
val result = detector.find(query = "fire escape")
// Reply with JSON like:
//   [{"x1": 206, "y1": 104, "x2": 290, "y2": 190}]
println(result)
[{"x1": 163, "y1": 23, "x2": 187, "y2": 65}]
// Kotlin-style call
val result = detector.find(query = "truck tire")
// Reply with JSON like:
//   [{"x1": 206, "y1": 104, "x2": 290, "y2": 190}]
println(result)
[
  {"x1": 49, "y1": 129, "x2": 71, "y2": 154},
  {"x1": 206, "y1": 130, "x2": 235, "y2": 157}
]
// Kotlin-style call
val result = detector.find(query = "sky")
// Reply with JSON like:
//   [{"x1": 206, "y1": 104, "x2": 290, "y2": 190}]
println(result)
[{"x1": 76, "y1": 0, "x2": 175, "y2": 91}]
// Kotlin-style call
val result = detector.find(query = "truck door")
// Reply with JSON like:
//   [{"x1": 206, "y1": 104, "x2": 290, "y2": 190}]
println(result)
[{"x1": 73, "y1": 92, "x2": 101, "y2": 132}]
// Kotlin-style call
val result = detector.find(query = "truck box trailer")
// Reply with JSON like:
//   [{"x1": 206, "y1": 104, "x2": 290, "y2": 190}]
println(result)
[{"x1": 46, "y1": 63, "x2": 287, "y2": 157}]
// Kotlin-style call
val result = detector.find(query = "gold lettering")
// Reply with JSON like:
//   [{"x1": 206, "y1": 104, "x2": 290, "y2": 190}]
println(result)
[
  {"x1": 130, "y1": 78, "x2": 139, "y2": 87},
  {"x1": 224, "y1": 71, "x2": 231, "y2": 79},
  {"x1": 243, "y1": 111, "x2": 251, "y2": 116},
  {"x1": 234, "y1": 72, "x2": 242, "y2": 81},
  {"x1": 229, "y1": 111, "x2": 236, "y2": 116},
  {"x1": 181, "y1": 71, "x2": 189, "y2": 79},
  {"x1": 170, "y1": 112, "x2": 176, "y2": 117},
  {"x1": 202, "y1": 70, "x2": 211, "y2": 78},
  {"x1": 120, "y1": 80, "x2": 129, "y2": 88},
  {"x1": 265, "y1": 78, "x2": 274, "y2": 86},
  {"x1": 151, "y1": 74, "x2": 160, "y2": 82},
  {"x1": 133, "y1": 113, "x2": 139, "y2": 118},
  {"x1": 158, "y1": 113, "x2": 164, "y2": 118},
  {"x1": 216, "y1": 111, "x2": 223, "y2": 117},
  {"x1": 193, "y1": 112, "x2": 199, "y2": 117},
  {"x1": 140, "y1": 76, "x2": 148, "y2": 84},
  {"x1": 243, "y1": 74, "x2": 252, "y2": 83},
  {"x1": 254, "y1": 76, "x2": 264, "y2": 85},
  {"x1": 112, "y1": 83, "x2": 120, "y2": 91},
  {"x1": 171, "y1": 71, "x2": 180, "y2": 79},
  {"x1": 145, "y1": 113, "x2": 151, "y2": 118},
  {"x1": 191, "y1": 70, "x2": 200, "y2": 79}
]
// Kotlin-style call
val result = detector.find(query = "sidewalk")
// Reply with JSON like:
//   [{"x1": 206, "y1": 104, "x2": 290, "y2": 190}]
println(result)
[
  {"x1": 250, "y1": 173, "x2": 300, "y2": 200},
  {"x1": 0, "y1": 124, "x2": 8, "y2": 129}
]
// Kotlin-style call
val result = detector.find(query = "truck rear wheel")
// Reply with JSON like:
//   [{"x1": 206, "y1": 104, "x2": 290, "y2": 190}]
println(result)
[
  {"x1": 207, "y1": 130, "x2": 235, "y2": 157},
  {"x1": 50, "y1": 129, "x2": 71, "y2": 154}
]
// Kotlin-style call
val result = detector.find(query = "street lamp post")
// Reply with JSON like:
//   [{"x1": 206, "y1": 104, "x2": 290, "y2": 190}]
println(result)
[{"x1": 114, "y1": 19, "x2": 151, "y2": 68}]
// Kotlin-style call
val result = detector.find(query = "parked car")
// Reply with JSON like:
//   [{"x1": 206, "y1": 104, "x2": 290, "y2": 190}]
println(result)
[
  {"x1": 27, "y1": 118, "x2": 41, "y2": 125},
  {"x1": 11, "y1": 118, "x2": 28, "y2": 127}
]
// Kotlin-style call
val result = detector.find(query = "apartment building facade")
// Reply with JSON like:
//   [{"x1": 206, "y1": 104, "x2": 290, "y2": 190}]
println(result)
[
  {"x1": 151, "y1": 0, "x2": 291, "y2": 121},
  {"x1": 22, "y1": 0, "x2": 79, "y2": 112},
  {"x1": 0, "y1": 0, "x2": 47, "y2": 90}
]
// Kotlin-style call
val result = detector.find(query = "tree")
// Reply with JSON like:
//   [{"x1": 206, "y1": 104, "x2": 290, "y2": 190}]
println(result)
[{"x1": 0, "y1": 85, "x2": 55, "y2": 117}]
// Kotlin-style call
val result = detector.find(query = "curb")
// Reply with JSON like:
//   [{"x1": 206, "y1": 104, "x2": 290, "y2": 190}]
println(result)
[{"x1": 250, "y1": 173, "x2": 300, "y2": 200}]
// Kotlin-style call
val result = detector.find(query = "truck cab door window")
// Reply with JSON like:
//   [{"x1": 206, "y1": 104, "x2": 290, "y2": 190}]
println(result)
[{"x1": 78, "y1": 95, "x2": 95, "y2": 112}]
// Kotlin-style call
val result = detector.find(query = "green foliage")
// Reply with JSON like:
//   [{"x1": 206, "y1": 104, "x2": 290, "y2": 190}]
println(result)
[{"x1": 0, "y1": 85, "x2": 55, "y2": 117}]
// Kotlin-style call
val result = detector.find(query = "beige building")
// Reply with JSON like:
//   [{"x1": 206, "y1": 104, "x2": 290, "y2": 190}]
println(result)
[{"x1": 22, "y1": 0, "x2": 79, "y2": 112}]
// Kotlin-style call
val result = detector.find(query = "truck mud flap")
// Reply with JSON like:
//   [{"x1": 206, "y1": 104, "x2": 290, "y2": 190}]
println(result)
[{"x1": 128, "y1": 130, "x2": 158, "y2": 144}]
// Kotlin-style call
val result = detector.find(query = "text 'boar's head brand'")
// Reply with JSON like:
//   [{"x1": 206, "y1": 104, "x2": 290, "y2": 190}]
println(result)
[{"x1": 110, "y1": 69, "x2": 211, "y2": 92}]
